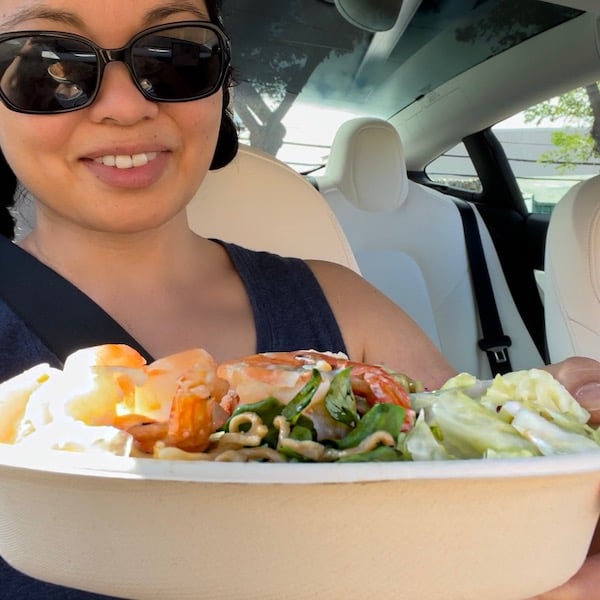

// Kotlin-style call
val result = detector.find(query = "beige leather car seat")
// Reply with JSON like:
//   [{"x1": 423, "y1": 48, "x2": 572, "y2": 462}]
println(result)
[
  {"x1": 544, "y1": 175, "x2": 600, "y2": 362},
  {"x1": 187, "y1": 144, "x2": 360, "y2": 273},
  {"x1": 316, "y1": 117, "x2": 544, "y2": 378}
]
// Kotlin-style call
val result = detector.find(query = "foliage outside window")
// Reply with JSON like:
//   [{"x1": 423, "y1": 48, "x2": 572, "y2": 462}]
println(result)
[
  {"x1": 524, "y1": 83, "x2": 600, "y2": 172},
  {"x1": 517, "y1": 82, "x2": 600, "y2": 213},
  {"x1": 428, "y1": 83, "x2": 600, "y2": 213}
]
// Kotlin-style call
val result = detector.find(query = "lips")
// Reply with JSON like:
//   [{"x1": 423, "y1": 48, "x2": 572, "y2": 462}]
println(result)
[{"x1": 84, "y1": 149, "x2": 170, "y2": 189}]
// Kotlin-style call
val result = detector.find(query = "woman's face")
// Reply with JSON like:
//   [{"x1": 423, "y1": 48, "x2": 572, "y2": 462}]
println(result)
[{"x1": 0, "y1": 0, "x2": 223, "y2": 235}]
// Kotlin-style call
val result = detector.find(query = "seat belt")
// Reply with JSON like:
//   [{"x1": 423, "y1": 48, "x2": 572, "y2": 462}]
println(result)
[
  {"x1": 0, "y1": 235, "x2": 154, "y2": 365},
  {"x1": 452, "y1": 198, "x2": 512, "y2": 375}
]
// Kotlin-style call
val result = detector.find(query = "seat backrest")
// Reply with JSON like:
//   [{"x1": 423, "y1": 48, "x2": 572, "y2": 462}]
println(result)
[
  {"x1": 187, "y1": 144, "x2": 360, "y2": 272},
  {"x1": 544, "y1": 175, "x2": 600, "y2": 362},
  {"x1": 316, "y1": 117, "x2": 543, "y2": 378}
]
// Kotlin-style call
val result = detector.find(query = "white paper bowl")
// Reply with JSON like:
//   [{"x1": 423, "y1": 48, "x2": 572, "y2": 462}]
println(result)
[{"x1": 1, "y1": 444, "x2": 600, "y2": 600}]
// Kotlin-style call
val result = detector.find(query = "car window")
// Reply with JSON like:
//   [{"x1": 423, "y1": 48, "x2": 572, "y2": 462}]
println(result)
[
  {"x1": 495, "y1": 83, "x2": 600, "y2": 214},
  {"x1": 425, "y1": 143, "x2": 481, "y2": 193},
  {"x1": 425, "y1": 81, "x2": 600, "y2": 208}
]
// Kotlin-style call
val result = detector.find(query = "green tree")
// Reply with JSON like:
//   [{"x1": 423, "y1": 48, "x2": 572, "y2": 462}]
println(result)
[
  {"x1": 452, "y1": 0, "x2": 595, "y2": 173},
  {"x1": 523, "y1": 83, "x2": 600, "y2": 172}
]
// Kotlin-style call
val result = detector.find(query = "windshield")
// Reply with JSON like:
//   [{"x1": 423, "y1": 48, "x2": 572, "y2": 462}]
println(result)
[{"x1": 221, "y1": 0, "x2": 582, "y2": 172}]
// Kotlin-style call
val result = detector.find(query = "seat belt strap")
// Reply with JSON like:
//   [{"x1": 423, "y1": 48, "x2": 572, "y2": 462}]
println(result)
[
  {"x1": 0, "y1": 235, "x2": 154, "y2": 365},
  {"x1": 452, "y1": 199, "x2": 512, "y2": 375}
]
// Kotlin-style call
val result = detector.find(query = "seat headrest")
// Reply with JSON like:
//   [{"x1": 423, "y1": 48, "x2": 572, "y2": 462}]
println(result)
[
  {"x1": 544, "y1": 175, "x2": 600, "y2": 362},
  {"x1": 187, "y1": 145, "x2": 361, "y2": 273},
  {"x1": 324, "y1": 117, "x2": 409, "y2": 212}
]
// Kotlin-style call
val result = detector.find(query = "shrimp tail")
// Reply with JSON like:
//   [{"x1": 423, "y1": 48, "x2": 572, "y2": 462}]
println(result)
[{"x1": 164, "y1": 372, "x2": 214, "y2": 452}]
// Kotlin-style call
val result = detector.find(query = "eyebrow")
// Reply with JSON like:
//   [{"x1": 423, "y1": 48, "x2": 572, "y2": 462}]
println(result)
[
  {"x1": 0, "y1": 1, "x2": 210, "y2": 31},
  {"x1": 142, "y1": 1, "x2": 211, "y2": 26},
  {"x1": 0, "y1": 6, "x2": 84, "y2": 30}
]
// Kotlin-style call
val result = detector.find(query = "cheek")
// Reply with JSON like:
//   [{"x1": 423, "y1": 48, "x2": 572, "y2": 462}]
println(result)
[
  {"x1": 0, "y1": 112, "x2": 24, "y2": 172},
  {"x1": 187, "y1": 93, "x2": 222, "y2": 148},
  {"x1": 0, "y1": 111, "x2": 69, "y2": 187},
  {"x1": 180, "y1": 93, "x2": 223, "y2": 179}
]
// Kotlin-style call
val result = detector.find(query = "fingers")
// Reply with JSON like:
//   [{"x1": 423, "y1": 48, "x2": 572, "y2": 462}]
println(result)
[
  {"x1": 574, "y1": 383, "x2": 600, "y2": 424},
  {"x1": 527, "y1": 554, "x2": 600, "y2": 600},
  {"x1": 544, "y1": 358, "x2": 600, "y2": 424}
]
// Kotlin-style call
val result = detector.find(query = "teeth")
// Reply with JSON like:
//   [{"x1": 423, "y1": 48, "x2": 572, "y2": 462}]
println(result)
[
  {"x1": 116, "y1": 155, "x2": 133, "y2": 169},
  {"x1": 94, "y1": 152, "x2": 158, "y2": 169}
]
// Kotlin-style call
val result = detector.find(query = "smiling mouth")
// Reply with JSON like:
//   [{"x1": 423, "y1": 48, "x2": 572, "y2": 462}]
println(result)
[{"x1": 93, "y1": 152, "x2": 159, "y2": 169}]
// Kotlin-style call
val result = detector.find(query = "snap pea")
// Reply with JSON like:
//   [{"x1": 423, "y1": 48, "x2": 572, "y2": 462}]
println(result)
[
  {"x1": 281, "y1": 369, "x2": 322, "y2": 425},
  {"x1": 337, "y1": 403, "x2": 406, "y2": 450},
  {"x1": 324, "y1": 366, "x2": 359, "y2": 426}
]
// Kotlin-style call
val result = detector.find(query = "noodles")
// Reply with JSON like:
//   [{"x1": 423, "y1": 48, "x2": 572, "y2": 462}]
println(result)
[
  {"x1": 214, "y1": 447, "x2": 286, "y2": 463},
  {"x1": 213, "y1": 412, "x2": 269, "y2": 447},
  {"x1": 150, "y1": 413, "x2": 399, "y2": 463}
]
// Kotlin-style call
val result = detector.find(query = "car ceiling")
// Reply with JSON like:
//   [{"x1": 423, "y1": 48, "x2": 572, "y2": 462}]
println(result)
[
  {"x1": 543, "y1": 0, "x2": 600, "y2": 13},
  {"x1": 221, "y1": 0, "x2": 600, "y2": 170}
]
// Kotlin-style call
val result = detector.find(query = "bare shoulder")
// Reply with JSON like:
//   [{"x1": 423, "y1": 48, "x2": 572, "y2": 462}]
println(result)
[
  {"x1": 306, "y1": 260, "x2": 396, "y2": 325},
  {"x1": 306, "y1": 260, "x2": 454, "y2": 389}
]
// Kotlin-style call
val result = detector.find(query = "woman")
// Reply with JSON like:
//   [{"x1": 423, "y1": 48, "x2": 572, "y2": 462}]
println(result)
[{"x1": 0, "y1": 1, "x2": 597, "y2": 597}]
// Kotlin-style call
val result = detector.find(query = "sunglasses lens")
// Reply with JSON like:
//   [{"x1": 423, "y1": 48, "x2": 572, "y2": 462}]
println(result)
[
  {"x1": 0, "y1": 35, "x2": 98, "y2": 113},
  {"x1": 0, "y1": 24, "x2": 228, "y2": 113},
  {"x1": 132, "y1": 26, "x2": 225, "y2": 101}
]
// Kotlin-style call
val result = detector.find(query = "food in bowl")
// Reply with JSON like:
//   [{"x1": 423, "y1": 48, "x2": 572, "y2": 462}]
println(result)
[
  {"x1": 1, "y1": 345, "x2": 600, "y2": 600},
  {"x1": 1, "y1": 343, "x2": 599, "y2": 462}
]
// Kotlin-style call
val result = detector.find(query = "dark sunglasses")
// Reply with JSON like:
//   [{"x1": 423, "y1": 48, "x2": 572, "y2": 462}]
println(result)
[{"x1": 0, "y1": 21, "x2": 231, "y2": 114}]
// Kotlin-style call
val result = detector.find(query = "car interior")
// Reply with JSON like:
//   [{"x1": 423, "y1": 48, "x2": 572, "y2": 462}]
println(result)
[
  {"x1": 11, "y1": 0, "x2": 600, "y2": 377},
  {"x1": 544, "y1": 174, "x2": 600, "y2": 363},
  {"x1": 194, "y1": 0, "x2": 600, "y2": 377},
  {"x1": 315, "y1": 116, "x2": 544, "y2": 377},
  {"x1": 4, "y1": 3, "x2": 600, "y2": 596},
  {"x1": 188, "y1": 144, "x2": 360, "y2": 271}
]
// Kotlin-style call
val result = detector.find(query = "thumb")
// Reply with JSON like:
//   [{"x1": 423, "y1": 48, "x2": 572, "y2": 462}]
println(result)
[{"x1": 574, "y1": 383, "x2": 600, "y2": 425}]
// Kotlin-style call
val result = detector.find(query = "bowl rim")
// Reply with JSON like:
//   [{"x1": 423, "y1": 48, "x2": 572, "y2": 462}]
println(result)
[{"x1": 2, "y1": 443, "x2": 600, "y2": 484}]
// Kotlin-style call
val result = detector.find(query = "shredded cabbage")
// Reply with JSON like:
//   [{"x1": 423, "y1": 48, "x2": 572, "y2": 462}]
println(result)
[{"x1": 405, "y1": 368, "x2": 600, "y2": 460}]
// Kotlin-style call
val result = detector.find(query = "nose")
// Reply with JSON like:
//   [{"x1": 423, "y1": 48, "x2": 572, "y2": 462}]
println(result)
[{"x1": 87, "y1": 61, "x2": 159, "y2": 125}]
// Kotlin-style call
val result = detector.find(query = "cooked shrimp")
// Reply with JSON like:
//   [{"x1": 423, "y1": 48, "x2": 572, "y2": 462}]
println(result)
[
  {"x1": 135, "y1": 348, "x2": 229, "y2": 422},
  {"x1": 112, "y1": 414, "x2": 167, "y2": 455},
  {"x1": 163, "y1": 370, "x2": 214, "y2": 452},
  {"x1": 217, "y1": 351, "x2": 322, "y2": 405},
  {"x1": 218, "y1": 350, "x2": 414, "y2": 408},
  {"x1": 116, "y1": 349, "x2": 231, "y2": 454},
  {"x1": 17, "y1": 344, "x2": 148, "y2": 435},
  {"x1": 64, "y1": 343, "x2": 147, "y2": 371},
  {"x1": 292, "y1": 350, "x2": 415, "y2": 409},
  {"x1": 217, "y1": 350, "x2": 416, "y2": 438},
  {"x1": 116, "y1": 377, "x2": 215, "y2": 454}
]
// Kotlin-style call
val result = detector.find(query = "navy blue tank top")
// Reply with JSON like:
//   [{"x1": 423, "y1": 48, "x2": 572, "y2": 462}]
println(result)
[
  {"x1": 0, "y1": 240, "x2": 346, "y2": 598},
  {"x1": 0, "y1": 240, "x2": 347, "y2": 380}
]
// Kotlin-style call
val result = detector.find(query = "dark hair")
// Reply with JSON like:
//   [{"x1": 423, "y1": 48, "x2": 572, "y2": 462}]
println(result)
[
  {"x1": 0, "y1": 0, "x2": 238, "y2": 240},
  {"x1": 206, "y1": 0, "x2": 239, "y2": 170},
  {"x1": 210, "y1": 66, "x2": 239, "y2": 170},
  {"x1": 0, "y1": 152, "x2": 17, "y2": 240}
]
